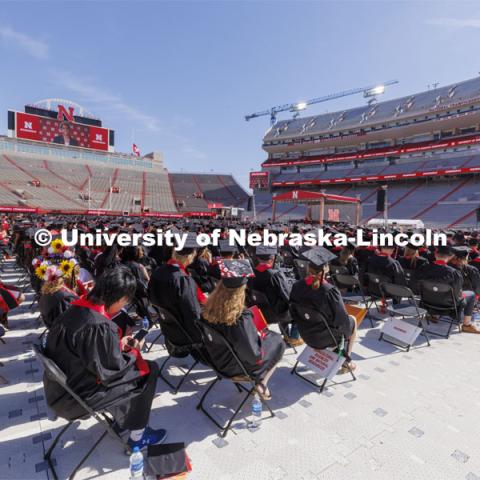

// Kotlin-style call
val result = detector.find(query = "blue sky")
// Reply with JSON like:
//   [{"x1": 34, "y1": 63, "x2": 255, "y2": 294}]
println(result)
[{"x1": 0, "y1": 0, "x2": 479, "y2": 189}]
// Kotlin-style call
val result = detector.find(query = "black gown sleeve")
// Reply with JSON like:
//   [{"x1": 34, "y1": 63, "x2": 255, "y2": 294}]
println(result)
[
  {"x1": 326, "y1": 287, "x2": 352, "y2": 336},
  {"x1": 271, "y1": 271, "x2": 291, "y2": 304},
  {"x1": 466, "y1": 265, "x2": 480, "y2": 294},
  {"x1": 79, "y1": 322, "x2": 140, "y2": 387},
  {"x1": 229, "y1": 311, "x2": 262, "y2": 369}
]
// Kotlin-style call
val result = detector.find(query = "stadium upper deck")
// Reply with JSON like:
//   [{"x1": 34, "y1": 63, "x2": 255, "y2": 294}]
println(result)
[
  {"x1": 263, "y1": 76, "x2": 480, "y2": 162},
  {"x1": 0, "y1": 136, "x2": 249, "y2": 217}
]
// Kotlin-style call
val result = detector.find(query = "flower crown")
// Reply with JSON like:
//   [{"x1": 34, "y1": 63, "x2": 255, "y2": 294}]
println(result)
[{"x1": 32, "y1": 238, "x2": 77, "y2": 281}]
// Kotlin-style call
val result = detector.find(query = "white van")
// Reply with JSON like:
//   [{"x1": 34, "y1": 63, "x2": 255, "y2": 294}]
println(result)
[{"x1": 366, "y1": 218, "x2": 425, "y2": 230}]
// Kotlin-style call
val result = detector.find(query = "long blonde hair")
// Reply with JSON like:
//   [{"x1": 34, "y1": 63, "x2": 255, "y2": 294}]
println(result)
[
  {"x1": 41, "y1": 277, "x2": 65, "y2": 295},
  {"x1": 202, "y1": 282, "x2": 246, "y2": 326}
]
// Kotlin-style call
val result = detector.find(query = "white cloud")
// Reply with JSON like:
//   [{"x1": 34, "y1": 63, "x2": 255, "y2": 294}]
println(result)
[
  {"x1": 0, "y1": 25, "x2": 48, "y2": 60},
  {"x1": 426, "y1": 18, "x2": 480, "y2": 29}
]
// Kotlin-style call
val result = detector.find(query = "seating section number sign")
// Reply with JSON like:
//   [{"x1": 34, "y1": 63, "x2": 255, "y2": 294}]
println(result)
[
  {"x1": 297, "y1": 346, "x2": 345, "y2": 380},
  {"x1": 381, "y1": 318, "x2": 422, "y2": 346}
]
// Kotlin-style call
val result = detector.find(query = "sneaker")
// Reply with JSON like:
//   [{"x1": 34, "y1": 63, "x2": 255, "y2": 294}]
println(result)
[
  {"x1": 127, "y1": 427, "x2": 167, "y2": 452},
  {"x1": 462, "y1": 323, "x2": 480, "y2": 334}
]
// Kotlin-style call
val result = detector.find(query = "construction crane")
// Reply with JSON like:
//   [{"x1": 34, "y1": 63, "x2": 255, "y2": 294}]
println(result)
[{"x1": 245, "y1": 80, "x2": 399, "y2": 125}]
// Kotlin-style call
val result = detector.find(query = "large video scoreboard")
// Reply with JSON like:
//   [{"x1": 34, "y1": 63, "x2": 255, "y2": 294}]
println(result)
[{"x1": 8, "y1": 103, "x2": 114, "y2": 153}]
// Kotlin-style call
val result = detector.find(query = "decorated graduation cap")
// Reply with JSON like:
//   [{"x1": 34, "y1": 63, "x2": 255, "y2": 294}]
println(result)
[
  {"x1": 300, "y1": 246, "x2": 337, "y2": 269},
  {"x1": 219, "y1": 259, "x2": 254, "y2": 289}
]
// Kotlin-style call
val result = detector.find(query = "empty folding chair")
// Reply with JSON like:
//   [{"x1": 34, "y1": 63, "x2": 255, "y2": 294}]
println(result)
[
  {"x1": 379, "y1": 282, "x2": 430, "y2": 350},
  {"x1": 331, "y1": 273, "x2": 373, "y2": 327}
]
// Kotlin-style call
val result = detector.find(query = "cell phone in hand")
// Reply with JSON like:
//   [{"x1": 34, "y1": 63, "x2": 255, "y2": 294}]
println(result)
[{"x1": 133, "y1": 328, "x2": 149, "y2": 342}]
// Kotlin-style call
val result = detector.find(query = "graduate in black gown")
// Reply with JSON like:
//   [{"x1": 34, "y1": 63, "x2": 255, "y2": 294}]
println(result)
[
  {"x1": 330, "y1": 243, "x2": 359, "y2": 276},
  {"x1": 414, "y1": 245, "x2": 480, "y2": 334},
  {"x1": 397, "y1": 244, "x2": 429, "y2": 272},
  {"x1": 290, "y1": 247, "x2": 358, "y2": 374},
  {"x1": 43, "y1": 266, "x2": 168, "y2": 450},
  {"x1": 249, "y1": 246, "x2": 303, "y2": 346},
  {"x1": 365, "y1": 245, "x2": 406, "y2": 287},
  {"x1": 202, "y1": 259, "x2": 285, "y2": 400},
  {"x1": 188, "y1": 246, "x2": 217, "y2": 293},
  {"x1": 449, "y1": 246, "x2": 480, "y2": 295},
  {"x1": 148, "y1": 233, "x2": 204, "y2": 343}
]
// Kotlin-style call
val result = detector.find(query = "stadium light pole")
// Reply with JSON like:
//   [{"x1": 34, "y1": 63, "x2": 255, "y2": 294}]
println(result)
[
  {"x1": 88, "y1": 176, "x2": 91, "y2": 211},
  {"x1": 382, "y1": 185, "x2": 388, "y2": 229}
]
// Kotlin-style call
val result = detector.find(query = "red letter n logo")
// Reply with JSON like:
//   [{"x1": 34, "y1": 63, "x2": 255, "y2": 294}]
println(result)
[{"x1": 57, "y1": 105, "x2": 75, "y2": 122}]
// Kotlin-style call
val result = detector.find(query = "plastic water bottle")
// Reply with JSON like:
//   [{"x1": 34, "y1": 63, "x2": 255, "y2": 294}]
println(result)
[
  {"x1": 129, "y1": 446, "x2": 144, "y2": 478},
  {"x1": 248, "y1": 394, "x2": 262, "y2": 430},
  {"x1": 142, "y1": 316, "x2": 149, "y2": 330}
]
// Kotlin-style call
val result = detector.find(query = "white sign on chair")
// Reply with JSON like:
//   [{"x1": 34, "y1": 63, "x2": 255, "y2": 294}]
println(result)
[
  {"x1": 297, "y1": 346, "x2": 345, "y2": 380},
  {"x1": 381, "y1": 318, "x2": 422, "y2": 347}
]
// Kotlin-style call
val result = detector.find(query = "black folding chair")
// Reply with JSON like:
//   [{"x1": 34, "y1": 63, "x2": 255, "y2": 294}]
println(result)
[
  {"x1": 379, "y1": 282, "x2": 430, "y2": 351},
  {"x1": 289, "y1": 303, "x2": 356, "y2": 393},
  {"x1": 33, "y1": 345, "x2": 129, "y2": 480},
  {"x1": 280, "y1": 249, "x2": 295, "y2": 268},
  {"x1": 143, "y1": 305, "x2": 164, "y2": 353},
  {"x1": 155, "y1": 306, "x2": 207, "y2": 394},
  {"x1": 247, "y1": 289, "x2": 297, "y2": 353},
  {"x1": 364, "y1": 272, "x2": 393, "y2": 314},
  {"x1": 330, "y1": 265, "x2": 349, "y2": 276},
  {"x1": 331, "y1": 273, "x2": 374, "y2": 327},
  {"x1": 418, "y1": 280, "x2": 462, "y2": 339},
  {"x1": 293, "y1": 259, "x2": 309, "y2": 279},
  {"x1": 196, "y1": 321, "x2": 275, "y2": 438}
]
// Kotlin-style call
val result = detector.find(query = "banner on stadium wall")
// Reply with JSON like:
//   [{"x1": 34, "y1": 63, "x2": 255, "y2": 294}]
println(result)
[
  {"x1": 272, "y1": 165, "x2": 480, "y2": 187},
  {"x1": 0, "y1": 207, "x2": 213, "y2": 219},
  {"x1": 14, "y1": 110, "x2": 110, "y2": 152},
  {"x1": 207, "y1": 203, "x2": 223, "y2": 209},
  {"x1": 262, "y1": 133, "x2": 480, "y2": 168},
  {"x1": 0, "y1": 206, "x2": 38, "y2": 213}
]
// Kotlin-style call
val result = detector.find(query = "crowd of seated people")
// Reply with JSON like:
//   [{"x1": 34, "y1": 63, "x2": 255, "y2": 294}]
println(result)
[{"x1": 2, "y1": 214, "x2": 480, "y2": 454}]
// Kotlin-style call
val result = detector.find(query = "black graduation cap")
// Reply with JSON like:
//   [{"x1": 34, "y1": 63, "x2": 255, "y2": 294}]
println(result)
[
  {"x1": 452, "y1": 246, "x2": 470, "y2": 259},
  {"x1": 130, "y1": 223, "x2": 143, "y2": 233},
  {"x1": 176, "y1": 232, "x2": 199, "y2": 251},
  {"x1": 219, "y1": 259, "x2": 254, "y2": 289},
  {"x1": 301, "y1": 247, "x2": 337, "y2": 268},
  {"x1": 219, "y1": 239, "x2": 238, "y2": 254},
  {"x1": 436, "y1": 244, "x2": 453, "y2": 256},
  {"x1": 255, "y1": 246, "x2": 277, "y2": 257},
  {"x1": 405, "y1": 243, "x2": 420, "y2": 251}
]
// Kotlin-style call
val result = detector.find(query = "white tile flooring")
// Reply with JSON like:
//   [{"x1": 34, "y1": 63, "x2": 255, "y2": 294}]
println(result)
[{"x1": 1, "y1": 259, "x2": 480, "y2": 480}]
